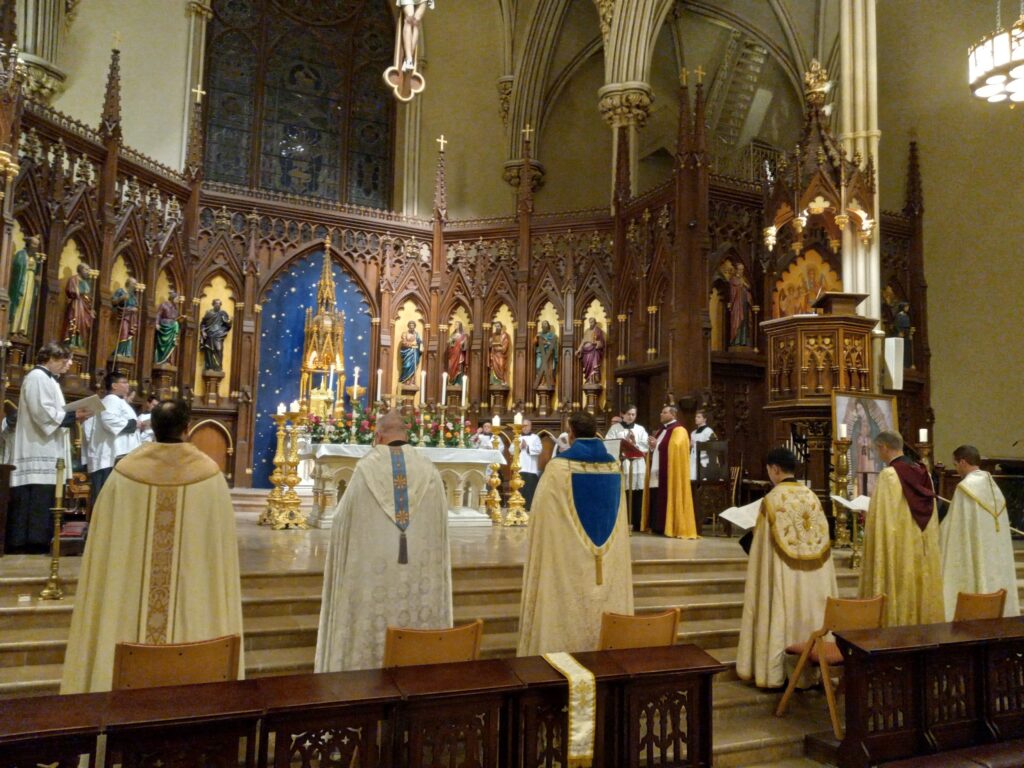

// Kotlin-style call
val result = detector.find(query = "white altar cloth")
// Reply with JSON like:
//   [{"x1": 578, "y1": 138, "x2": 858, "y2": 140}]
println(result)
[{"x1": 302, "y1": 443, "x2": 506, "y2": 528}]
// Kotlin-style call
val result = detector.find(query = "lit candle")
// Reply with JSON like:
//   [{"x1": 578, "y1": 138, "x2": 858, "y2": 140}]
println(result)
[
  {"x1": 328, "y1": 364, "x2": 335, "y2": 394},
  {"x1": 513, "y1": 412, "x2": 523, "y2": 426},
  {"x1": 55, "y1": 459, "x2": 65, "y2": 506},
  {"x1": 376, "y1": 368, "x2": 383, "y2": 400},
  {"x1": 420, "y1": 370, "x2": 426, "y2": 403},
  {"x1": 492, "y1": 414, "x2": 500, "y2": 428},
  {"x1": 441, "y1": 372, "x2": 448, "y2": 404},
  {"x1": 838, "y1": 423, "x2": 848, "y2": 440},
  {"x1": 461, "y1": 375, "x2": 468, "y2": 408},
  {"x1": 353, "y1": 367, "x2": 360, "y2": 405},
  {"x1": 290, "y1": 400, "x2": 300, "y2": 413},
  {"x1": 277, "y1": 402, "x2": 286, "y2": 416},
  {"x1": 919, "y1": 428, "x2": 928, "y2": 443}
]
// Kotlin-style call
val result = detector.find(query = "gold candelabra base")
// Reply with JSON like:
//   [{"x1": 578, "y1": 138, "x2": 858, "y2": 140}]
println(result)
[
  {"x1": 503, "y1": 422, "x2": 529, "y2": 527},
  {"x1": 263, "y1": 413, "x2": 309, "y2": 530},
  {"x1": 485, "y1": 431, "x2": 503, "y2": 523},
  {"x1": 831, "y1": 437, "x2": 852, "y2": 549}
]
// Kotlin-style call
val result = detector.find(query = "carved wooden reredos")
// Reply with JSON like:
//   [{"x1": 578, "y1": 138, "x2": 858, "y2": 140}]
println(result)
[{"x1": 0, "y1": 42, "x2": 931, "y2": 487}]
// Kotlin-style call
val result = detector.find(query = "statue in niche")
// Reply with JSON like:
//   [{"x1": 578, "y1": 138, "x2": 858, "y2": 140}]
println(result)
[
  {"x1": 111, "y1": 277, "x2": 140, "y2": 360},
  {"x1": 728, "y1": 263, "x2": 753, "y2": 348},
  {"x1": 398, "y1": 320, "x2": 422, "y2": 384},
  {"x1": 9, "y1": 235, "x2": 42, "y2": 337},
  {"x1": 576, "y1": 317, "x2": 606, "y2": 384},
  {"x1": 489, "y1": 321, "x2": 511, "y2": 386},
  {"x1": 63, "y1": 263, "x2": 95, "y2": 349},
  {"x1": 446, "y1": 320, "x2": 468, "y2": 385},
  {"x1": 200, "y1": 298, "x2": 232, "y2": 373},
  {"x1": 154, "y1": 290, "x2": 181, "y2": 367},
  {"x1": 534, "y1": 320, "x2": 558, "y2": 389}
]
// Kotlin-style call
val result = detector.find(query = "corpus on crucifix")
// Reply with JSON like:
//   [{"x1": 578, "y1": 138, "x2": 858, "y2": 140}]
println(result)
[{"x1": 384, "y1": 1, "x2": 434, "y2": 102}]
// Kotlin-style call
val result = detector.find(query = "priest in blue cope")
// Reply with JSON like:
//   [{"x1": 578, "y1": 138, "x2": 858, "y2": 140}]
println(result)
[{"x1": 517, "y1": 411, "x2": 634, "y2": 656}]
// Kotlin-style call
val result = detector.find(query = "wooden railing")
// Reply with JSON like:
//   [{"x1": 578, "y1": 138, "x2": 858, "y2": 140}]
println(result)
[{"x1": 0, "y1": 645, "x2": 725, "y2": 768}]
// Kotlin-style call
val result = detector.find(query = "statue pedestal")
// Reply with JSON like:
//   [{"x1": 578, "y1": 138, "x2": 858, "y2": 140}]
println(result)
[
  {"x1": 8, "y1": 337, "x2": 29, "y2": 370},
  {"x1": 152, "y1": 363, "x2": 178, "y2": 399},
  {"x1": 399, "y1": 384, "x2": 418, "y2": 410},
  {"x1": 535, "y1": 386, "x2": 554, "y2": 417},
  {"x1": 202, "y1": 370, "x2": 225, "y2": 406},
  {"x1": 488, "y1": 384, "x2": 509, "y2": 414},
  {"x1": 582, "y1": 382, "x2": 603, "y2": 414}
]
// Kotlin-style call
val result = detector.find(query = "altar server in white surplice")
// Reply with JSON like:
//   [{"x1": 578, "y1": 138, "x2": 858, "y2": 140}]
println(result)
[
  {"x1": 90, "y1": 370, "x2": 142, "y2": 501},
  {"x1": 61, "y1": 399, "x2": 243, "y2": 693},
  {"x1": 737, "y1": 448, "x2": 838, "y2": 689},
  {"x1": 315, "y1": 410, "x2": 452, "y2": 672},
  {"x1": 940, "y1": 444, "x2": 1020, "y2": 620},
  {"x1": 517, "y1": 411, "x2": 633, "y2": 656}
]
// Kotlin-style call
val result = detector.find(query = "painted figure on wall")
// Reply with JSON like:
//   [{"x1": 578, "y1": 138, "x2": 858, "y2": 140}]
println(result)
[
  {"x1": 398, "y1": 320, "x2": 422, "y2": 384},
  {"x1": 773, "y1": 252, "x2": 841, "y2": 318},
  {"x1": 154, "y1": 291, "x2": 181, "y2": 367},
  {"x1": 63, "y1": 263, "x2": 95, "y2": 349},
  {"x1": 728, "y1": 263, "x2": 753, "y2": 348},
  {"x1": 111, "y1": 277, "x2": 140, "y2": 360},
  {"x1": 576, "y1": 317, "x2": 606, "y2": 384},
  {"x1": 200, "y1": 298, "x2": 232, "y2": 372},
  {"x1": 534, "y1": 320, "x2": 558, "y2": 389},
  {"x1": 9, "y1": 235, "x2": 41, "y2": 337},
  {"x1": 447, "y1": 321, "x2": 468, "y2": 385},
  {"x1": 489, "y1": 321, "x2": 511, "y2": 386}
]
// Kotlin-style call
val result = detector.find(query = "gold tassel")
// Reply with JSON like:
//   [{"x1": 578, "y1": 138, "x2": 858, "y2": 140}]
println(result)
[
  {"x1": 595, "y1": 553, "x2": 603, "y2": 586},
  {"x1": 399, "y1": 531, "x2": 408, "y2": 564}
]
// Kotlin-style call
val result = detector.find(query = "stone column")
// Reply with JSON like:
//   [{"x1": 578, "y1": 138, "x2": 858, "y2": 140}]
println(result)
[
  {"x1": 179, "y1": 1, "x2": 213, "y2": 167},
  {"x1": 598, "y1": 82, "x2": 652, "y2": 199},
  {"x1": 15, "y1": 0, "x2": 72, "y2": 102}
]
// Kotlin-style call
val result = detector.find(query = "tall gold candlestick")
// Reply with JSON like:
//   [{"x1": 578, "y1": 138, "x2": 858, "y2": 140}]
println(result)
[
  {"x1": 831, "y1": 437, "x2": 852, "y2": 548},
  {"x1": 260, "y1": 413, "x2": 289, "y2": 526},
  {"x1": 485, "y1": 431, "x2": 503, "y2": 523},
  {"x1": 39, "y1": 459, "x2": 66, "y2": 601},
  {"x1": 503, "y1": 421, "x2": 529, "y2": 527},
  {"x1": 274, "y1": 413, "x2": 310, "y2": 530}
]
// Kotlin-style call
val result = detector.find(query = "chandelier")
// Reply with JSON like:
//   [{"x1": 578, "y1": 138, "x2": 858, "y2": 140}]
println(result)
[{"x1": 968, "y1": 2, "x2": 1024, "y2": 103}]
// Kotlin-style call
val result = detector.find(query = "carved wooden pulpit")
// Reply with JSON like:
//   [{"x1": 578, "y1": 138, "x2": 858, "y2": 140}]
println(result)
[{"x1": 761, "y1": 292, "x2": 876, "y2": 505}]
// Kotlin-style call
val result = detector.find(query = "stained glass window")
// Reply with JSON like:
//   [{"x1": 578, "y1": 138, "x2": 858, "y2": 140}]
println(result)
[{"x1": 204, "y1": 0, "x2": 394, "y2": 208}]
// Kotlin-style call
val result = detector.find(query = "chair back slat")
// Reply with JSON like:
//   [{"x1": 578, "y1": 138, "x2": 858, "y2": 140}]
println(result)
[
  {"x1": 112, "y1": 635, "x2": 241, "y2": 690},
  {"x1": 383, "y1": 619, "x2": 483, "y2": 668},
  {"x1": 822, "y1": 595, "x2": 886, "y2": 633},
  {"x1": 953, "y1": 589, "x2": 1007, "y2": 621},
  {"x1": 598, "y1": 609, "x2": 680, "y2": 650}
]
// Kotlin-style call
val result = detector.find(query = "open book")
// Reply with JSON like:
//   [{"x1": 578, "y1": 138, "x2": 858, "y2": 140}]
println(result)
[
  {"x1": 64, "y1": 395, "x2": 104, "y2": 415},
  {"x1": 830, "y1": 495, "x2": 871, "y2": 512},
  {"x1": 719, "y1": 498, "x2": 763, "y2": 531}
]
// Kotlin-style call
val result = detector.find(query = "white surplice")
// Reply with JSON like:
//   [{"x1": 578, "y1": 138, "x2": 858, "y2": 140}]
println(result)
[
  {"x1": 606, "y1": 421, "x2": 650, "y2": 489},
  {"x1": 61, "y1": 442, "x2": 244, "y2": 693},
  {"x1": 92, "y1": 393, "x2": 141, "y2": 470},
  {"x1": 940, "y1": 469, "x2": 1020, "y2": 620},
  {"x1": 315, "y1": 444, "x2": 452, "y2": 672},
  {"x1": 10, "y1": 366, "x2": 71, "y2": 487}
]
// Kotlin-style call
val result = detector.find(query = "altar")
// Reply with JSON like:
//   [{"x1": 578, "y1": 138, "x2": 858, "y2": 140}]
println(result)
[{"x1": 303, "y1": 444, "x2": 506, "y2": 528}]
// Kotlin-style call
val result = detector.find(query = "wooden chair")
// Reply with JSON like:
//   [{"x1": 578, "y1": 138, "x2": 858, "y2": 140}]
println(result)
[
  {"x1": 953, "y1": 589, "x2": 1007, "y2": 621},
  {"x1": 775, "y1": 595, "x2": 886, "y2": 739},
  {"x1": 598, "y1": 609, "x2": 680, "y2": 650},
  {"x1": 382, "y1": 619, "x2": 484, "y2": 668},
  {"x1": 111, "y1": 635, "x2": 241, "y2": 690}
]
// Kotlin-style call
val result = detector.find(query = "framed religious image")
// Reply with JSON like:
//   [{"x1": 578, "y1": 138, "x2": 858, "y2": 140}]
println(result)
[{"x1": 832, "y1": 391, "x2": 899, "y2": 497}]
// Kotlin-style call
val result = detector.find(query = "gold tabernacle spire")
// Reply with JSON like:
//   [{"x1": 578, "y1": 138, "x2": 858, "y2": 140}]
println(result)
[{"x1": 299, "y1": 236, "x2": 346, "y2": 415}]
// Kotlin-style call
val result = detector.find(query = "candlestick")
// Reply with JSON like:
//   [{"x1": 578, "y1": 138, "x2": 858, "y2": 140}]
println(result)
[
  {"x1": 838, "y1": 423, "x2": 848, "y2": 440},
  {"x1": 503, "y1": 421, "x2": 529, "y2": 527},
  {"x1": 352, "y1": 367, "x2": 360, "y2": 409},
  {"x1": 831, "y1": 437, "x2": 852, "y2": 549},
  {"x1": 277, "y1": 402, "x2": 286, "y2": 416},
  {"x1": 441, "y1": 372, "x2": 448, "y2": 405},
  {"x1": 485, "y1": 430, "x2": 503, "y2": 523},
  {"x1": 40, "y1": 458, "x2": 66, "y2": 600},
  {"x1": 328, "y1": 365, "x2": 335, "y2": 395},
  {"x1": 461, "y1": 376, "x2": 468, "y2": 407},
  {"x1": 376, "y1": 368, "x2": 383, "y2": 401},
  {"x1": 419, "y1": 370, "x2": 426, "y2": 404},
  {"x1": 290, "y1": 399, "x2": 300, "y2": 414},
  {"x1": 55, "y1": 457, "x2": 65, "y2": 506},
  {"x1": 918, "y1": 428, "x2": 928, "y2": 443}
]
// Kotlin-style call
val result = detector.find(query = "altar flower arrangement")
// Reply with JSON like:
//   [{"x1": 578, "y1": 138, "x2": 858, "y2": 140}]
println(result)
[{"x1": 305, "y1": 406, "x2": 471, "y2": 448}]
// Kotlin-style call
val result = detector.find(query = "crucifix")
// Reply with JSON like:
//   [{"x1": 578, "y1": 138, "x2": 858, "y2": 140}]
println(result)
[
  {"x1": 694, "y1": 65, "x2": 706, "y2": 84},
  {"x1": 436, "y1": 134, "x2": 447, "y2": 153},
  {"x1": 521, "y1": 123, "x2": 534, "y2": 143},
  {"x1": 192, "y1": 85, "x2": 207, "y2": 105},
  {"x1": 680, "y1": 68, "x2": 688, "y2": 86}
]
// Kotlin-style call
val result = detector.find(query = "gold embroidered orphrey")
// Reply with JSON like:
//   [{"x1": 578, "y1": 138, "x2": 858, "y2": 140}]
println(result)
[
  {"x1": 766, "y1": 485, "x2": 831, "y2": 560},
  {"x1": 543, "y1": 651, "x2": 597, "y2": 767},
  {"x1": 145, "y1": 487, "x2": 180, "y2": 643}
]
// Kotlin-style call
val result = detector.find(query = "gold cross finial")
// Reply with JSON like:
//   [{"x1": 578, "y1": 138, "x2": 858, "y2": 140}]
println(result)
[
  {"x1": 522, "y1": 123, "x2": 534, "y2": 142},
  {"x1": 680, "y1": 68, "x2": 688, "y2": 86},
  {"x1": 112, "y1": 31, "x2": 123, "y2": 48},
  {"x1": 436, "y1": 134, "x2": 447, "y2": 152},
  {"x1": 694, "y1": 65, "x2": 705, "y2": 84},
  {"x1": 191, "y1": 85, "x2": 207, "y2": 104}
]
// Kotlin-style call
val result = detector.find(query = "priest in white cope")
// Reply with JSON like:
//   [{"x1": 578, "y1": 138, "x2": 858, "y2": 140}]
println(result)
[
  {"x1": 62, "y1": 398, "x2": 243, "y2": 693},
  {"x1": 6, "y1": 343, "x2": 85, "y2": 554},
  {"x1": 606, "y1": 404, "x2": 649, "y2": 531},
  {"x1": 737, "y1": 448, "x2": 838, "y2": 689},
  {"x1": 518, "y1": 411, "x2": 633, "y2": 656},
  {"x1": 90, "y1": 370, "x2": 142, "y2": 501},
  {"x1": 940, "y1": 444, "x2": 1020, "y2": 619},
  {"x1": 315, "y1": 409, "x2": 452, "y2": 672}
]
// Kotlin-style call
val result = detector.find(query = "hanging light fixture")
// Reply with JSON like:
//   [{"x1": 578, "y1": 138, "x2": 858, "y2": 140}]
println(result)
[{"x1": 968, "y1": 1, "x2": 1024, "y2": 103}]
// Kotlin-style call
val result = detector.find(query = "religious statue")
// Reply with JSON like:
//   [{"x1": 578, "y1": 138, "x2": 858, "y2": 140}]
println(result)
[
  {"x1": 446, "y1": 321, "x2": 468, "y2": 385},
  {"x1": 63, "y1": 263, "x2": 95, "y2": 349},
  {"x1": 895, "y1": 301, "x2": 912, "y2": 367},
  {"x1": 576, "y1": 317, "x2": 606, "y2": 384},
  {"x1": 9, "y1": 235, "x2": 41, "y2": 337},
  {"x1": 534, "y1": 320, "x2": 558, "y2": 389},
  {"x1": 396, "y1": 0, "x2": 433, "y2": 72},
  {"x1": 398, "y1": 319, "x2": 422, "y2": 384},
  {"x1": 154, "y1": 290, "x2": 181, "y2": 366},
  {"x1": 200, "y1": 298, "x2": 232, "y2": 372},
  {"x1": 111, "y1": 277, "x2": 140, "y2": 360},
  {"x1": 728, "y1": 263, "x2": 753, "y2": 348},
  {"x1": 489, "y1": 321, "x2": 511, "y2": 386}
]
